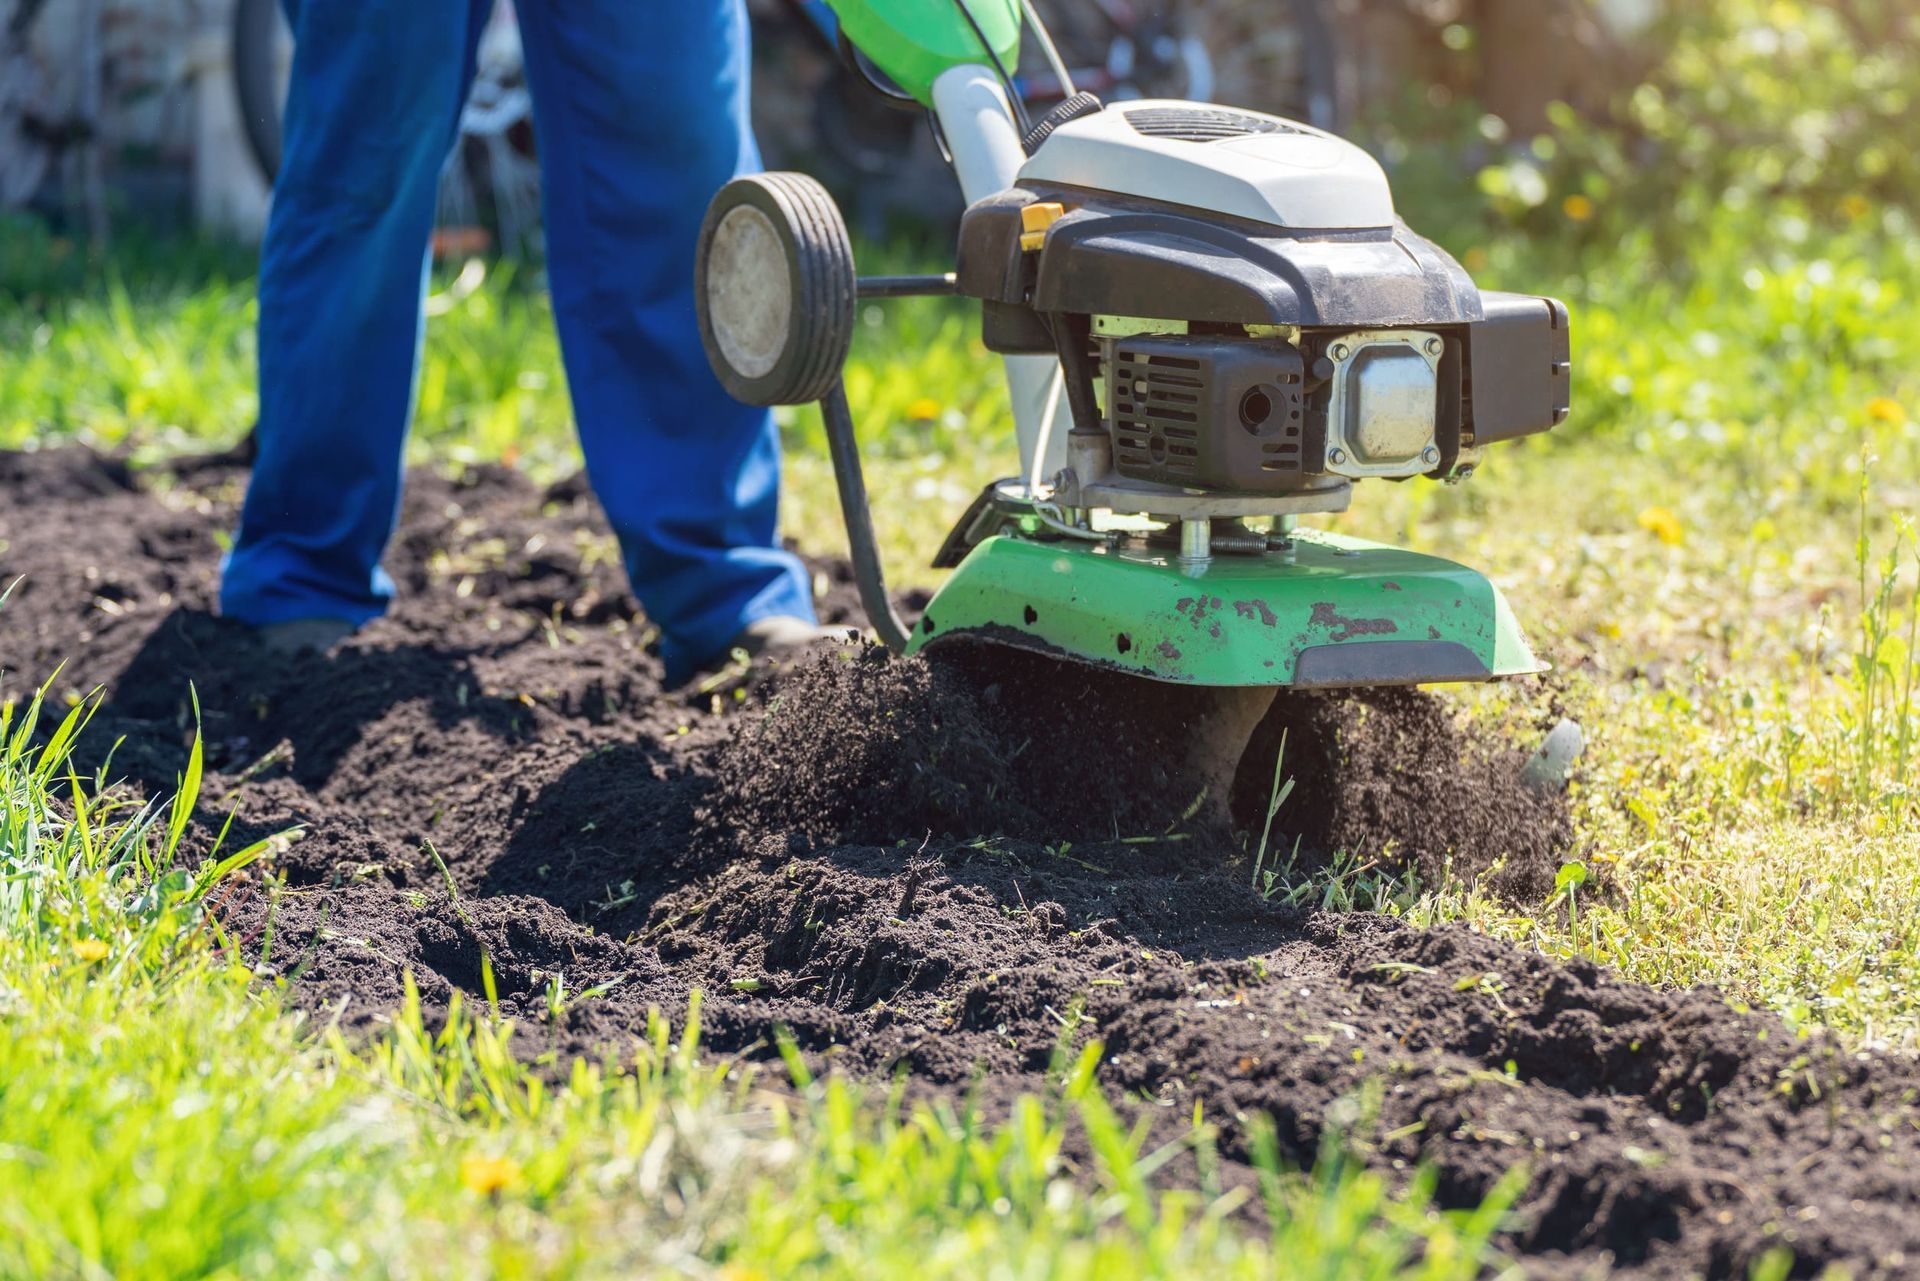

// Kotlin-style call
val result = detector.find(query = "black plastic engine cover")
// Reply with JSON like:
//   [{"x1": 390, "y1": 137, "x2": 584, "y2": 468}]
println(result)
[
  {"x1": 953, "y1": 187, "x2": 1572, "y2": 457},
  {"x1": 956, "y1": 186, "x2": 1484, "y2": 329},
  {"x1": 1103, "y1": 334, "x2": 1314, "y2": 491}
]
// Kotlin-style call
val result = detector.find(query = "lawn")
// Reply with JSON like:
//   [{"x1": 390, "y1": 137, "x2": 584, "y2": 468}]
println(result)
[{"x1": 3, "y1": 1, "x2": 1917, "y2": 1275}]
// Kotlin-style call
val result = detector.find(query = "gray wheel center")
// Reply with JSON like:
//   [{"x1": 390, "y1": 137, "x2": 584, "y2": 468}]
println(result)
[{"x1": 706, "y1": 205, "x2": 793, "y2": 381}]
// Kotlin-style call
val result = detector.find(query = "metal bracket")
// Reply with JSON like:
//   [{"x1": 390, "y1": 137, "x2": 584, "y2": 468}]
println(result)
[{"x1": 1054, "y1": 470, "x2": 1353, "y2": 520}]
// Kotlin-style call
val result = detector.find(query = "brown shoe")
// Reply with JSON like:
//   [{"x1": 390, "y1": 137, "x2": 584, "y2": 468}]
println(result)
[{"x1": 731, "y1": 614, "x2": 855, "y2": 660}]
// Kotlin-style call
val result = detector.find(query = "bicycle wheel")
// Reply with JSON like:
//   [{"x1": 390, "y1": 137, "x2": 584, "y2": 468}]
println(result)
[
  {"x1": 1048, "y1": 0, "x2": 1343, "y2": 134},
  {"x1": 232, "y1": 0, "x2": 540, "y2": 248},
  {"x1": 230, "y1": 0, "x2": 284, "y2": 182},
  {"x1": 0, "y1": 0, "x2": 60, "y2": 209}
]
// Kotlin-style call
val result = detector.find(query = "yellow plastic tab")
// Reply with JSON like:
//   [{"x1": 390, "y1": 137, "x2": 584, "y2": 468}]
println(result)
[{"x1": 1019, "y1": 201, "x2": 1065, "y2": 251}]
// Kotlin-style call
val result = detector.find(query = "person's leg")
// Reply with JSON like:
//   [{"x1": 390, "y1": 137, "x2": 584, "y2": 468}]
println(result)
[
  {"x1": 514, "y1": 0, "x2": 813, "y2": 684},
  {"x1": 221, "y1": 0, "x2": 489, "y2": 628}
]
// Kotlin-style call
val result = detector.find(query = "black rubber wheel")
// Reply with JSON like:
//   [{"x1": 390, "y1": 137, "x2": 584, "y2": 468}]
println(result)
[
  {"x1": 231, "y1": 0, "x2": 284, "y2": 182},
  {"x1": 694, "y1": 172, "x2": 856, "y2": 408}
]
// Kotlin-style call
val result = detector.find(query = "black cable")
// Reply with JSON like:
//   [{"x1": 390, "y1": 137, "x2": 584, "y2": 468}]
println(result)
[
  {"x1": 1046, "y1": 313, "x2": 1103, "y2": 439},
  {"x1": 950, "y1": 0, "x2": 1032, "y2": 135},
  {"x1": 1020, "y1": 0, "x2": 1077, "y2": 99},
  {"x1": 820, "y1": 382, "x2": 914, "y2": 653}
]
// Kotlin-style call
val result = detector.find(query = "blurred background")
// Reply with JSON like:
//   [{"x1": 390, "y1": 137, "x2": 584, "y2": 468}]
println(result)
[{"x1": 0, "y1": 0, "x2": 1667, "y2": 245}]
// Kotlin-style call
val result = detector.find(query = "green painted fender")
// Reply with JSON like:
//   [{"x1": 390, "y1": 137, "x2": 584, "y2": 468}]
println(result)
[
  {"x1": 824, "y1": 0, "x2": 1022, "y2": 105},
  {"x1": 904, "y1": 531, "x2": 1544, "y2": 688}
]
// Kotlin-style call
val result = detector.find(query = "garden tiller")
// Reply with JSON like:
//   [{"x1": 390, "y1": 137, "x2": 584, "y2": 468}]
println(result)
[{"x1": 694, "y1": 0, "x2": 1575, "y2": 787}]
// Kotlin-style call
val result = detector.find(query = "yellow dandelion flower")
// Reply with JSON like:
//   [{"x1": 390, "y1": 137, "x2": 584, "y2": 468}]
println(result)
[
  {"x1": 459, "y1": 1153, "x2": 523, "y2": 1196},
  {"x1": 1865, "y1": 396, "x2": 1905, "y2": 424},
  {"x1": 1561, "y1": 193, "x2": 1595, "y2": 223},
  {"x1": 904, "y1": 397, "x2": 942, "y2": 421},
  {"x1": 73, "y1": 938, "x2": 111, "y2": 963},
  {"x1": 1637, "y1": 506, "x2": 1684, "y2": 546}
]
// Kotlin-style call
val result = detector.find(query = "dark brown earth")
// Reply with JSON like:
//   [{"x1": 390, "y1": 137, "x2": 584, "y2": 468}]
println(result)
[{"x1": 5, "y1": 445, "x2": 1918, "y2": 1280}]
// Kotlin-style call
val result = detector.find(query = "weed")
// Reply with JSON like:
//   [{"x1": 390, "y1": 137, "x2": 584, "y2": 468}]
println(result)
[
  {"x1": 1847, "y1": 465, "x2": 1918, "y2": 812},
  {"x1": 2, "y1": 655, "x2": 1544, "y2": 1274},
  {"x1": 1250, "y1": 727, "x2": 1297, "y2": 899}
]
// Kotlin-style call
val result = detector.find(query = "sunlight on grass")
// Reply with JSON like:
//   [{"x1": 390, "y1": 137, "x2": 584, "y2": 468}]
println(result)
[
  {"x1": 0, "y1": 681, "x2": 1512, "y2": 1278},
  {"x1": 7, "y1": 4, "x2": 1920, "y2": 1274},
  {"x1": 7, "y1": 190, "x2": 1919, "y2": 1055},
  {"x1": 3, "y1": 0, "x2": 1918, "y2": 1113},
  {"x1": 1356, "y1": 425, "x2": 1920, "y2": 1046}
]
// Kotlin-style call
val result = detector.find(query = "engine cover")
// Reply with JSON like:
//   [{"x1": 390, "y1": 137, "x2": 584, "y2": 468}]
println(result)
[
  {"x1": 950, "y1": 97, "x2": 1572, "y2": 477},
  {"x1": 1099, "y1": 328, "x2": 1451, "y2": 492},
  {"x1": 1016, "y1": 100, "x2": 1395, "y2": 230},
  {"x1": 1320, "y1": 330, "x2": 1444, "y2": 478}
]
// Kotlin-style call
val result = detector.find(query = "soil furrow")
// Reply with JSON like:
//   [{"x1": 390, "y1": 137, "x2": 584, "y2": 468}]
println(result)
[{"x1": 5, "y1": 446, "x2": 1917, "y2": 1280}]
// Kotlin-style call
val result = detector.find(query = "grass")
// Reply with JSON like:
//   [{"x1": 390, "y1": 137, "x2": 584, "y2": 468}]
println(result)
[
  {"x1": 4, "y1": 1, "x2": 1919, "y2": 1264},
  {"x1": 0, "y1": 676, "x2": 1516, "y2": 1279},
  {"x1": 9, "y1": 230, "x2": 1913, "y2": 1275},
  {"x1": 8, "y1": 201, "x2": 1914, "y2": 1044},
  {"x1": 5, "y1": 233, "x2": 1916, "y2": 1279}
]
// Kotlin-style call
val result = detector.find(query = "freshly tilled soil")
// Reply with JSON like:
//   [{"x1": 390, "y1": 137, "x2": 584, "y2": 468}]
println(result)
[{"x1": 5, "y1": 445, "x2": 1918, "y2": 1280}]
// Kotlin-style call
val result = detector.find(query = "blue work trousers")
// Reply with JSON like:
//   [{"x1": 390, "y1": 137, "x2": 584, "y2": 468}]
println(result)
[{"x1": 220, "y1": 0, "x2": 813, "y2": 683}]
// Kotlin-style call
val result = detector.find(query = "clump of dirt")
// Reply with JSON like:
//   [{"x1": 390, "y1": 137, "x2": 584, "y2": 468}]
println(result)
[
  {"x1": 7, "y1": 444, "x2": 1920, "y2": 1281},
  {"x1": 711, "y1": 637, "x2": 1570, "y2": 899},
  {"x1": 1243, "y1": 688, "x2": 1575, "y2": 899},
  {"x1": 706, "y1": 640, "x2": 1264, "y2": 849}
]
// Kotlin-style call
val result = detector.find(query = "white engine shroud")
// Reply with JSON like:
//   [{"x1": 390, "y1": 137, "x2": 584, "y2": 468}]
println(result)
[{"x1": 1016, "y1": 100, "x2": 1397, "y2": 231}]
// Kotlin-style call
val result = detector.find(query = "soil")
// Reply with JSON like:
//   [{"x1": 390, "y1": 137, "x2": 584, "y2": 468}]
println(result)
[{"x1": 5, "y1": 444, "x2": 1918, "y2": 1280}]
